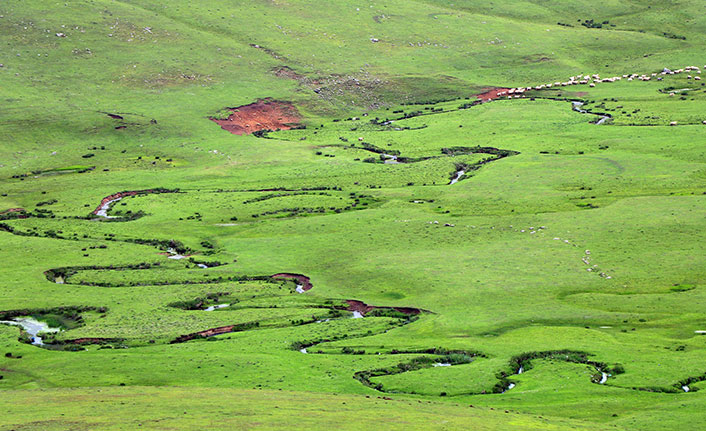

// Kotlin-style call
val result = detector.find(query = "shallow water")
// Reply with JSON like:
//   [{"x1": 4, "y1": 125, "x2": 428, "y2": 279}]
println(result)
[
  {"x1": 352, "y1": 311, "x2": 364, "y2": 319},
  {"x1": 572, "y1": 101, "x2": 609, "y2": 125},
  {"x1": 204, "y1": 304, "x2": 230, "y2": 312},
  {"x1": 449, "y1": 169, "x2": 465, "y2": 185},
  {"x1": 0, "y1": 317, "x2": 60, "y2": 346},
  {"x1": 433, "y1": 363, "x2": 451, "y2": 367},
  {"x1": 95, "y1": 197, "x2": 122, "y2": 218},
  {"x1": 166, "y1": 248, "x2": 187, "y2": 260},
  {"x1": 295, "y1": 284, "x2": 305, "y2": 294},
  {"x1": 382, "y1": 154, "x2": 400, "y2": 164},
  {"x1": 503, "y1": 383, "x2": 516, "y2": 393}
]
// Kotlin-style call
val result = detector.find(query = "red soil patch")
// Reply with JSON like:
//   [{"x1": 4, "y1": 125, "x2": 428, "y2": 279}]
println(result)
[
  {"x1": 271, "y1": 273, "x2": 313, "y2": 291},
  {"x1": 211, "y1": 98, "x2": 302, "y2": 135},
  {"x1": 475, "y1": 87, "x2": 511, "y2": 102},
  {"x1": 346, "y1": 299, "x2": 423, "y2": 316}
]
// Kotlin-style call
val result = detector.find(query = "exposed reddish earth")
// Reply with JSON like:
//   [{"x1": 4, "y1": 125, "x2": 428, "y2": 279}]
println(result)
[
  {"x1": 211, "y1": 98, "x2": 302, "y2": 135},
  {"x1": 475, "y1": 87, "x2": 512, "y2": 101},
  {"x1": 271, "y1": 273, "x2": 312, "y2": 291},
  {"x1": 346, "y1": 299, "x2": 423, "y2": 316}
]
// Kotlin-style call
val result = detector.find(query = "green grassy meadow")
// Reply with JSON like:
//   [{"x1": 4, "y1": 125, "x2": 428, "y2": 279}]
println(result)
[{"x1": 2, "y1": 0, "x2": 706, "y2": 429}]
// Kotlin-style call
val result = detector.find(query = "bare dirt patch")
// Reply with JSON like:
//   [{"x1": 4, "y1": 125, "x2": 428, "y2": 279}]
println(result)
[
  {"x1": 211, "y1": 99, "x2": 302, "y2": 135},
  {"x1": 475, "y1": 87, "x2": 512, "y2": 102}
]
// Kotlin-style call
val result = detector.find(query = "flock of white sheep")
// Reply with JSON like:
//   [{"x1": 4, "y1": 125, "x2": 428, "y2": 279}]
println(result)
[{"x1": 495, "y1": 64, "x2": 706, "y2": 125}]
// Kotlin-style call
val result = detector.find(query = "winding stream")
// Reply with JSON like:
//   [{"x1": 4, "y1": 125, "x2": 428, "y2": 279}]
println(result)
[
  {"x1": 95, "y1": 197, "x2": 122, "y2": 218},
  {"x1": 572, "y1": 101, "x2": 611, "y2": 125},
  {"x1": 167, "y1": 248, "x2": 188, "y2": 260},
  {"x1": 0, "y1": 318, "x2": 60, "y2": 346},
  {"x1": 449, "y1": 169, "x2": 465, "y2": 185},
  {"x1": 381, "y1": 153, "x2": 400, "y2": 164},
  {"x1": 204, "y1": 304, "x2": 230, "y2": 312}
]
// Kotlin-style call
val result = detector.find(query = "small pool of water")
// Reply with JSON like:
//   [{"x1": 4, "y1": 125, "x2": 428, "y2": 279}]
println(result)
[{"x1": 0, "y1": 317, "x2": 61, "y2": 346}]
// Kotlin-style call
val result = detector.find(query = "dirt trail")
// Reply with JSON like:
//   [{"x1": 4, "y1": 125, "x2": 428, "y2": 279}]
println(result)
[{"x1": 211, "y1": 99, "x2": 302, "y2": 135}]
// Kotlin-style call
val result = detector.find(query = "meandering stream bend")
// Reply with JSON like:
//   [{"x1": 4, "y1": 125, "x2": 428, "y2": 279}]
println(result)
[
  {"x1": 204, "y1": 304, "x2": 230, "y2": 312},
  {"x1": 95, "y1": 197, "x2": 122, "y2": 218},
  {"x1": 0, "y1": 318, "x2": 60, "y2": 346},
  {"x1": 449, "y1": 169, "x2": 465, "y2": 185},
  {"x1": 572, "y1": 101, "x2": 611, "y2": 125},
  {"x1": 381, "y1": 153, "x2": 400, "y2": 164}
]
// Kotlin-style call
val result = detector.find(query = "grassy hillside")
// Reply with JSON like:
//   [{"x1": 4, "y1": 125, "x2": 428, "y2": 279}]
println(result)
[{"x1": 1, "y1": 0, "x2": 706, "y2": 429}]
